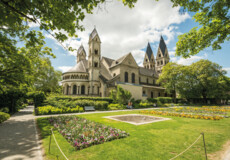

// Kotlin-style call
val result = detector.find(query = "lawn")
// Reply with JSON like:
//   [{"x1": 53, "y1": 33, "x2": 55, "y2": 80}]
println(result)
[{"x1": 37, "y1": 109, "x2": 230, "y2": 160}]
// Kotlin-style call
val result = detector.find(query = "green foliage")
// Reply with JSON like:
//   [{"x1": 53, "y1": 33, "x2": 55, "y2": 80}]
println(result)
[
  {"x1": 158, "y1": 60, "x2": 230, "y2": 103},
  {"x1": 167, "y1": 0, "x2": 230, "y2": 57},
  {"x1": 47, "y1": 96, "x2": 113, "y2": 103},
  {"x1": 0, "y1": 112, "x2": 10, "y2": 123},
  {"x1": 110, "y1": 86, "x2": 132, "y2": 105},
  {"x1": 27, "y1": 91, "x2": 46, "y2": 108},
  {"x1": 35, "y1": 105, "x2": 83, "y2": 115},
  {"x1": 139, "y1": 102, "x2": 154, "y2": 108},
  {"x1": 147, "y1": 98, "x2": 157, "y2": 103},
  {"x1": 157, "y1": 97, "x2": 173, "y2": 104},
  {"x1": 0, "y1": 89, "x2": 26, "y2": 113},
  {"x1": 108, "y1": 104, "x2": 125, "y2": 110}
]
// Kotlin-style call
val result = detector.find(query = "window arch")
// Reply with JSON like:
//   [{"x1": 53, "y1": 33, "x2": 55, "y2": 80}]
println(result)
[
  {"x1": 147, "y1": 78, "x2": 149, "y2": 84},
  {"x1": 132, "y1": 73, "x2": 135, "y2": 83},
  {"x1": 125, "y1": 72, "x2": 128, "y2": 82},
  {"x1": 73, "y1": 85, "x2": 77, "y2": 95},
  {"x1": 81, "y1": 85, "x2": 85, "y2": 95}
]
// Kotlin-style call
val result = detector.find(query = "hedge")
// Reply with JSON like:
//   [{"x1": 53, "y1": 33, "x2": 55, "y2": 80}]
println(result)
[
  {"x1": 27, "y1": 91, "x2": 46, "y2": 108},
  {"x1": 47, "y1": 96, "x2": 113, "y2": 103},
  {"x1": 147, "y1": 97, "x2": 173, "y2": 104},
  {"x1": 108, "y1": 104, "x2": 125, "y2": 110},
  {"x1": 0, "y1": 112, "x2": 10, "y2": 123},
  {"x1": 35, "y1": 105, "x2": 84, "y2": 115}
]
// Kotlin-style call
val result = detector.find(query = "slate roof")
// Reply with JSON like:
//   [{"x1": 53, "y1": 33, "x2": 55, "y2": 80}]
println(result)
[
  {"x1": 159, "y1": 36, "x2": 167, "y2": 56},
  {"x1": 65, "y1": 59, "x2": 88, "y2": 73},
  {"x1": 110, "y1": 53, "x2": 130, "y2": 68},
  {"x1": 139, "y1": 67, "x2": 157, "y2": 77},
  {"x1": 146, "y1": 42, "x2": 153, "y2": 59},
  {"x1": 89, "y1": 28, "x2": 101, "y2": 42},
  {"x1": 102, "y1": 57, "x2": 115, "y2": 67},
  {"x1": 100, "y1": 62, "x2": 113, "y2": 80}
]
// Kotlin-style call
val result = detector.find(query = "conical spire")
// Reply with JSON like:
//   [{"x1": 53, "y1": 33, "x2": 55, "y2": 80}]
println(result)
[
  {"x1": 146, "y1": 42, "x2": 153, "y2": 59},
  {"x1": 159, "y1": 36, "x2": 167, "y2": 56},
  {"x1": 77, "y1": 44, "x2": 86, "y2": 55},
  {"x1": 89, "y1": 28, "x2": 101, "y2": 42}
]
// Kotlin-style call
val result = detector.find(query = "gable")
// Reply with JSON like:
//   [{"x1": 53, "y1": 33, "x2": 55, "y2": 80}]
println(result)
[{"x1": 121, "y1": 53, "x2": 139, "y2": 68}]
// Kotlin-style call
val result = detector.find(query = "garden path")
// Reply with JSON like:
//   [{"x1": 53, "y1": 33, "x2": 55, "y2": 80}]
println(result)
[{"x1": 0, "y1": 106, "x2": 42, "y2": 160}]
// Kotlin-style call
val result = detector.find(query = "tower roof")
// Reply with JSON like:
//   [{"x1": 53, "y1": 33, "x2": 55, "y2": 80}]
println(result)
[
  {"x1": 89, "y1": 28, "x2": 101, "y2": 42},
  {"x1": 77, "y1": 44, "x2": 86, "y2": 55},
  {"x1": 146, "y1": 42, "x2": 153, "y2": 59},
  {"x1": 159, "y1": 36, "x2": 167, "y2": 56}
]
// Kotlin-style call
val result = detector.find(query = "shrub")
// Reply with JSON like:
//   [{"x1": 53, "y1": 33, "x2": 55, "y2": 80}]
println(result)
[
  {"x1": 27, "y1": 91, "x2": 46, "y2": 108},
  {"x1": 35, "y1": 105, "x2": 84, "y2": 115},
  {"x1": 110, "y1": 86, "x2": 132, "y2": 105},
  {"x1": 0, "y1": 107, "x2": 9, "y2": 113},
  {"x1": 108, "y1": 104, "x2": 125, "y2": 110},
  {"x1": 157, "y1": 97, "x2": 173, "y2": 103},
  {"x1": 139, "y1": 102, "x2": 154, "y2": 108},
  {"x1": 47, "y1": 96, "x2": 113, "y2": 103},
  {"x1": 0, "y1": 112, "x2": 10, "y2": 123},
  {"x1": 147, "y1": 98, "x2": 157, "y2": 103}
]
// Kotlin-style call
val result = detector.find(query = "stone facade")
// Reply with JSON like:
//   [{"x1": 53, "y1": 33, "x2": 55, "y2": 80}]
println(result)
[{"x1": 61, "y1": 28, "x2": 170, "y2": 100}]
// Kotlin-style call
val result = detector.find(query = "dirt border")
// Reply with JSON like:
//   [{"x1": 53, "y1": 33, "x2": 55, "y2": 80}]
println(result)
[{"x1": 208, "y1": 140, "x2": 230, "y2": 160}]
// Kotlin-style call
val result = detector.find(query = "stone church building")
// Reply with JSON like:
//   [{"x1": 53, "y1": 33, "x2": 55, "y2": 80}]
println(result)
[{"x1": 61, "y1": 28, "x2": 170, "y2": 100}]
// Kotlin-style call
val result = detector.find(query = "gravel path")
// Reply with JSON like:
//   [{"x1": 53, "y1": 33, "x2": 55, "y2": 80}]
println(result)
[{"x1": 0, "y1": 106, "x2": 42, "y2": 160}]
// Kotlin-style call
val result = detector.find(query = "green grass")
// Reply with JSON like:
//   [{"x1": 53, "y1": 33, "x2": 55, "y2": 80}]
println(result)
[{"x1": 37, "y1": 110, "x2": 230, "y2": 160}]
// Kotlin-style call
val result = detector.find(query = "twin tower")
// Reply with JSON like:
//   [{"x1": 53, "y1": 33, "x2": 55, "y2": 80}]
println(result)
[{"x1": 143, "y1": 36, "x2": 170, "y2": 74}]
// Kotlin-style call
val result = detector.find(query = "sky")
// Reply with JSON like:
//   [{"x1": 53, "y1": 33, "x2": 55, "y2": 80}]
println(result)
[{"x1": 29, "y1": 0, "x2": 230, "y2": 77}]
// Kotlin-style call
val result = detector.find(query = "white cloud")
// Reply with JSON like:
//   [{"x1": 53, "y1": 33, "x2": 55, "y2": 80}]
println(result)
[
  {"x1": 171, "y1": 54, "x2": 208, "y2": 65},
  {"x1": 58, "y1": 66, "x2": 72, "y2": 72},
  {"x1": 223, "y1": 68, "x2": 230, "y2": 72},
  {"x1": 48, "y1": 0, "x2": 190, "y2": 63}
]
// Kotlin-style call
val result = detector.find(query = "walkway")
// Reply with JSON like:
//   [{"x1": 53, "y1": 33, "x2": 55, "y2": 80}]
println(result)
[{"x1": 0, "y1": 106, "x2": 42, "y2": 160}]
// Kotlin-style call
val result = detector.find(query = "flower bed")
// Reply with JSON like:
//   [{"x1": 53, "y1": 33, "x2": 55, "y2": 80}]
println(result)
[
  {"x1": 48, "y1": 116, "x2": 129, "y2": 150},
  {"x1": 140, "y1": 110, "x2": 224, "y2": 120}
]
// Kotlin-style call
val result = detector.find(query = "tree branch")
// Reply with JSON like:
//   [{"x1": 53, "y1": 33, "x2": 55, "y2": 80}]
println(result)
[{"x1": 1, "y1": 0, "x2": 36, "y2": 23}]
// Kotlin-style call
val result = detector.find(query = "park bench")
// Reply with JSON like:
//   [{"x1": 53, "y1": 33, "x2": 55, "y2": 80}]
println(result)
[{"x1": 84, "y1": 106, "x2": 95, "y2": 112}]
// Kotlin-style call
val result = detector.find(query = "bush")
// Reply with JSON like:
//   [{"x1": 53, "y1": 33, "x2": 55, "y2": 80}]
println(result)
[
  {"x1": 47, "y1": 96, "x2": 113, "y2": 103},
  {"x1": 0, "y1": 107, "x2": 9, "y2": 113},
  {"x1": 157, "y1": 97, "x2": 173, "y2": 104},
  {"x1": 0, "y1": 112, "x2": 10, "y2": 123},
  {"x1": 27, "y1": 91, "x2": 46, "y2": 108},
  {"x1": 35, "y1": 105, "x2": 84, "y2": 115},
  {"x1": 108, "y1": 104, "x2": 125, "y2": 110},
  {"x1": 139, "y1": 102, "x2": 154, "y2": 108},
  {"x1": 147, "y1": 98, "x2": 157, "y2": 103}
]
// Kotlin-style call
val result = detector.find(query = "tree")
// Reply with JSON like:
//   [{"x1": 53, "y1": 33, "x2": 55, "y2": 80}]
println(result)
[
  {"x1": 159, "y1": 60, "x2": 230, "y2": 103},
  {"x1": 168, "y1": 0, "x2": 230, "y2": 58},
  {"x1": 109, "y1": 86, "x2": 132, "y2": 104},
  {"x1": 157, "y1": 62, "x2": 184, "y2": 102}
]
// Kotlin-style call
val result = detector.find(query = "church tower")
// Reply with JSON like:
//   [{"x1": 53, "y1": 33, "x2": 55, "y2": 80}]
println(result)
[
  {"x1": 76, "y1": 44, "x2": 86, "y2": 63},
  {"x1": 88, "y1": 28, "x2": 101, "y2": 95},
  {"x1": 143, "y1": 42, "x2": 155, "y2": 70},
  {"x1": 156, "y1": 36, "x2": 170, "y2": 74}
]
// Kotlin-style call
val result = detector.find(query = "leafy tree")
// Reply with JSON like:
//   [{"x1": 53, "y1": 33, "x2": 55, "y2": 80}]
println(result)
[
  {"x1": 159, "y1": 60, "x2": 230, "y2": 103},
  {"x1": 168, "y1": 0, "x2": 230, "y2": 58},
  {"x1": 157, "y1": 62, "x2": 183, "y2": 102},
  {"x1": 109, "y1": 86, "x2": 132, "y2": 104}
]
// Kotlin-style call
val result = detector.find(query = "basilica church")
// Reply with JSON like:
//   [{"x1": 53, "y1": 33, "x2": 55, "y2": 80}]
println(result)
[{"x1": 61, "y1": 28, "x2": 170, "y2": 100}]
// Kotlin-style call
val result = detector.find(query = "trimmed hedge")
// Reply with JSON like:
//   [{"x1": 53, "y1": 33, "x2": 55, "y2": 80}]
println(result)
[
  {"x1": 35, "y1": 105, "x2": 84, "y2": 115},
  {"x1": 27, "y1": 91, "x2": 46, "y2": 108},
  {"x1": 0, "y1": 112, "x2": 10, "y2": 123},
  {"x1": 108, "y1": 104, "x2": 125, "y2": 110},
  {"x1": 47, "y1": 96, "x2": 113, "y2": 103},
  {"x1": 147, "y1": 97, "x2": 173, "y2": 104}
]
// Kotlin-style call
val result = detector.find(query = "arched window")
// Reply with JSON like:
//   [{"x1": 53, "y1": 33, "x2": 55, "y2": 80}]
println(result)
[
  {"x1": 132, "y1": 73, "x2": 135, "y2": 83},
  {"x1": 151, "y1": 92, "x2": 154, "y2": 98},
  {"x1": 95, "y1": 49, "x2": 98, "y2": 55},
  {"x1": 125, "y1": 72, "x2": 128, "y2": 82},
  {"x1": 147, "y1": 78, "x2": 149, "y2": 84},
  {"x1": 66, "y1": 85, "x2": 69, "y2": 95},
  {"x1": 81, "y1": 85, "x2": 85, "y2": 95},
  {"x1": 153, "y1": 79, "x2": 155, "y2": 84},
  {"x1": 73, "y1": 85, "x2": 77, "y2": 95}
]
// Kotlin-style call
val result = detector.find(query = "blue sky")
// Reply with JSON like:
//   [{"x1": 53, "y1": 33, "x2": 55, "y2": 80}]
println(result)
[{"x1": 29, "y1": 0, "x2": 230, "y2": 77}]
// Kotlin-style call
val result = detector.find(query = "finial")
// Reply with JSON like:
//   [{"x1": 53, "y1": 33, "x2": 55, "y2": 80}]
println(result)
[{"x1": 94, "y1": 25, "x2": 96, "y2": 29}]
